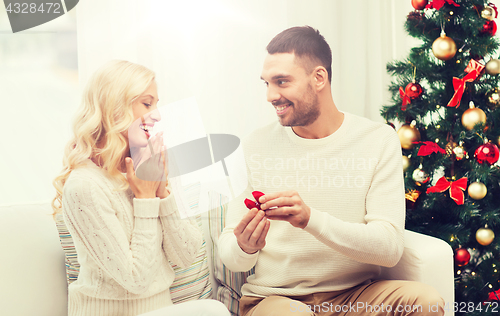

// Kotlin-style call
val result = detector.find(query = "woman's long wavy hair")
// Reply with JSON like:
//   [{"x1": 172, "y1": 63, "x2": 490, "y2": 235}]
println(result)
[{"x1": 52, "y1": 60, "x2": 156, "y2": 216}]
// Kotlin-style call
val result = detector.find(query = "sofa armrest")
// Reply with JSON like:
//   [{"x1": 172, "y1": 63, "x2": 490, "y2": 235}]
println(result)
[
  {"x1": 0, "y1": 203, "x2": 68, "y2": 316},
  {"x1": 379, "y1": 230, "x2": 454, "y2": 316}
]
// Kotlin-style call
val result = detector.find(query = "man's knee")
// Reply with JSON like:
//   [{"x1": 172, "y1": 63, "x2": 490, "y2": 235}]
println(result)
[
  {"x1": 252, "y1": 295, "x2": 315, "y2": 316},
  {"x1": 396, "y1": 281, "x2": 444, "y2": 315}
]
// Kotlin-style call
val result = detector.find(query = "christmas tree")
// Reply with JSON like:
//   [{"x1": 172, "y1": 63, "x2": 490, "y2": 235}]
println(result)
[{"x1": 382, "y1": 1, "x2": 500, "y2": 315}]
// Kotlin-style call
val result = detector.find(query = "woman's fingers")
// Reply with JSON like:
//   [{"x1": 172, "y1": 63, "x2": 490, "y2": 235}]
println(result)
[{"x1": 125, "y1": 157, "x2": 135, "y2": 179}]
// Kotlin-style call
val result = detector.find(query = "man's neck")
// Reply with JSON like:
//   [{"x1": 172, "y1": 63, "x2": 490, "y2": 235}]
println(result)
[{"x1": 291, "y1": 100, "x2": 344, "y2": 139}]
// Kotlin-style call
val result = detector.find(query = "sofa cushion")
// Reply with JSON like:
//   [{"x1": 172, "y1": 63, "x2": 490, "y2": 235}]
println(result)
[
  {"x1": 55, "y1": 182, "x2": 212, "y2": 303},
  {"x1": 208, "y1": 191, "x2": 254, "y2": 316}
]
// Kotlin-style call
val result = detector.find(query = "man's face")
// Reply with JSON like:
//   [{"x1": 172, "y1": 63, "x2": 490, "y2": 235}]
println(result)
[{"x1": 260, "y1": 53, "x2": 320, "y2": 127}]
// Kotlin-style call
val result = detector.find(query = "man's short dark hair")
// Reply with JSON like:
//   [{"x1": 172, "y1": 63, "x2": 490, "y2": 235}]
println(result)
[{"x1": 266, "y1": 26, "x2": 332, "y2": 83}]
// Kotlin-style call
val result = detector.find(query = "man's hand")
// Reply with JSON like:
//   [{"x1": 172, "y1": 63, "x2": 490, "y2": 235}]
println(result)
[
  {"x1": 259, "y1": 190, "x2": 311, "y2": 229},
  {"x1": 234, "y1": 208, "x2": 270, "y2": 254}
]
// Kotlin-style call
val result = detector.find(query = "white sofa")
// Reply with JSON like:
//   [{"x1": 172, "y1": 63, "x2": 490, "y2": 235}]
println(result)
[{"x1": 0, "y1": 202, "x2": 455, "y2": 316}]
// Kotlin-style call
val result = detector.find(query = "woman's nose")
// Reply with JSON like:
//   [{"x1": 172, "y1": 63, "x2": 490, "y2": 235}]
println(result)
[{"x1": 148, "y1": 108, "x2": 162, "y2": 122}]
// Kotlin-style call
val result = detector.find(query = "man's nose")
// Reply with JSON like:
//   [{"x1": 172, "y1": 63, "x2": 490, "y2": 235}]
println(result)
[{"x1": 266, "y1": 86, "x2": 280, "y2": 104}]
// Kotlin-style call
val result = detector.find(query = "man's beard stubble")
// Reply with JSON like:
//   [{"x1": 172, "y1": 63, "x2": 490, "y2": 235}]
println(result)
[{"x1": 277, "y1": 83, "x2": 320, "y2": 127}]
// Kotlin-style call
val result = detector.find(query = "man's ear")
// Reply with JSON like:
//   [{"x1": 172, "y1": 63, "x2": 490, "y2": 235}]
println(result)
[{"x1": 313, "y1": 66, "x2": 328, "y2": 91}]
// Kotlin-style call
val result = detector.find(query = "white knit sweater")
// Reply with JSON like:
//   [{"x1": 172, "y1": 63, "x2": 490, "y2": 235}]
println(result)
[
  {"x1": 62, "y1": 159, "x2": 202, "y2": 316},
  {"x1": 219, "y1": 112, "x2": 405, "y2": 298}
]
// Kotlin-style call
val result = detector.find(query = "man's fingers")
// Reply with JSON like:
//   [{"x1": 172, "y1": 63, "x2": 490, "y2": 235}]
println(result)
[
  {"x1": 234, "y1": 209, "x2": 264, "y2": 241},
  {"x1": 258, "y1": 190, "x2": 296, "y2": 204},
  {"x1": 260, "y1": 196, "x2": 293, "y2": 210},
  {"x1": 251, "y1": 216, "x2": 269, "y2": 243},
  {"x1": 234, "y1": 209, "x2": 256, "y2": 236},
  {"x1": 256, "y1": 220, "x2": 271, "y2": 246}
]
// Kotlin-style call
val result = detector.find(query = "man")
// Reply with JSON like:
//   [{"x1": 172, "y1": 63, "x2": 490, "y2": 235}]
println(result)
[{"x1": 219, "y1": 26, "x2": 444, "y2": 316}]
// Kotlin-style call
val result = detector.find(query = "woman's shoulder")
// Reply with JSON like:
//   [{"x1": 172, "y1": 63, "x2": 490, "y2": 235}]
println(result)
[{"x1": 64, "y1": 160, "x2": 109, "y2": 194}]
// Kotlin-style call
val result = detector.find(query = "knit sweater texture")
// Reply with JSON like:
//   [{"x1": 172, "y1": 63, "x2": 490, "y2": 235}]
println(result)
[
  {"x1": 219, "y1": 111, "x2": 405, "y2": 298},
  {"x1": 62, "y1": 159, "x2": 202, "y2": 316}
]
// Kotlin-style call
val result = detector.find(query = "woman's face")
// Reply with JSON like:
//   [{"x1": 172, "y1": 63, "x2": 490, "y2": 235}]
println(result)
[{"x1": 127, "y1": 80, "x2": 161, "y2": 148}]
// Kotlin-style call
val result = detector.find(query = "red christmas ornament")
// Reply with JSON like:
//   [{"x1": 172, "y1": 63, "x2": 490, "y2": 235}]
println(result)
[
  {"x1": 405, "y1": 82, "x2": 424, "y2": 99},
  {"x1": 411, "y1": 0, "x2": 428, "y2": 10},
  {"x1": 413, "y1": 141, "x2": 446, "y2": 156},
  {"x1": 481, "y1": 20, "x2": 497, "y2": 36},
  {"x1": 426, "y1": 177, "x2": 468, "y2": 205},
  {"x1": 474, "y1": 142, "x2": 500, "y2": 165},
  {"x1": 244, "y1": 191, "x2": 265, "y2": 210},
  {"x1": 454, "y1": 248, "x2": 471, "y2": 266},
  {"x1": 426, "y1": 0, "x2": 459, "y2": 10},
  {"x1": 486, "y1": 288, "x2": 500, "y2": 301}
]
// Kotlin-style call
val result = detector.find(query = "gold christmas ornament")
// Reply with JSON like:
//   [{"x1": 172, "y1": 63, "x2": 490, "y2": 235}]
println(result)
[
  {"x1": 476, "y1": 227, "x2": 495, "y2": 246},
  {"x1": 462, "y1": 101, "x2": 486, "y2": 131},
  {"x1": 468, "y1": 181, "x2": 487, "y2": 200},
  {"x1": 432, "y1": 32, "x2": 457, "y2": 61},
  {"x1": 398, "y1": 121, "x2": 421, "y2": 150},
  {"x1": 481, "y1": 6, "x2": 495, "y2": 21},
  {"x1": 485, "y1": 59, "x2": 500, "y2": 75},
  {"x1": 412, "y1": 164, "x2": 430, "y2": 186},
  {"x1": 445, "y1": 142, "x2": 457, "y2": 155},
  {"x1": 486, "y1": 87, "x2": 500, "y2": 109},
  {"x1": 402, "y1": 156, "x2": 411, "y2": 172}
]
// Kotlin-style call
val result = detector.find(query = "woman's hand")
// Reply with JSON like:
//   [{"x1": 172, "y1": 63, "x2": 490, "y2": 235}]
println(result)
[
  {"x1": 156, "y1": 147, "x2": 170, "y2": 199},
  {"x1": 125, "y1": 156, "x2": 161, "y2": 199}
]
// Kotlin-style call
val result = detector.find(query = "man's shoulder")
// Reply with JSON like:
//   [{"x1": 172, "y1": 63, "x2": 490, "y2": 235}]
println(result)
[{"x1": 344, "y1": 112, "x2": 397, "y2": 141}]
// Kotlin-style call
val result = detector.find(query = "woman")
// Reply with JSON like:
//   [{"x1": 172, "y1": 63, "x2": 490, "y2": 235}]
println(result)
[{"x1": 52, "y1": 60, "x2": 229, "y2": 316}]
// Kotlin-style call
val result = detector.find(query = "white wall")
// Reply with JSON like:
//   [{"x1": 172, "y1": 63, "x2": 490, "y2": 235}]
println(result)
[{"x1": 2, "y1": 0, "x2": 498, "y2": 205}]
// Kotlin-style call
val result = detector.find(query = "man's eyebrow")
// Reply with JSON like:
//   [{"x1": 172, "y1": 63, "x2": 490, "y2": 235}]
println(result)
[{"x1": 260, "y1": 74, "x2": 292, "y2": 81}]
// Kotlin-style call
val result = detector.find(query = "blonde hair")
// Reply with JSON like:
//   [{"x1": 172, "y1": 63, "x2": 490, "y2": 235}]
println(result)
[{"x1": 52, "y1": 60, "x2": 156, "y2": 216}]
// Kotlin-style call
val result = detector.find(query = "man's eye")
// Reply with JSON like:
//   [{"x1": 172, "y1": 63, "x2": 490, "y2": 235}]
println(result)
[{"x1": 278, "y1": 80, "x2": 287, "y2": 85}]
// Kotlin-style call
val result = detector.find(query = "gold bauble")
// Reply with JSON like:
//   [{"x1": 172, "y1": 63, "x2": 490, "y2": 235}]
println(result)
[
  {"x1": 481, "y1": 6, "x2": 495, "y2": 21},
  {"x1": 486, "y1": 87, "x2": 500, "y2": 109},
  {"x1": 432, "y1": 33, "x2": 457, "y2": 61},
  {"x1": 485, "y1": 59, "x2": 500, "y2": 75},
  {"x1": 476, "y1": 227, "x2": 495, "y2": 246},
  {"x1": 445, "y1": 142, "x2": 457, "y2": 155},
  {"x1": 398, "y1": 122, "x2": 421, "y2": 150},
  {"x1": 402, "y1": 156, "x2": 411, "y2": 172},
  {"x1": 462, "y1": 103, "x2": 486, "y2": 131},
  {"x1": 468, "y1": 181, "x2": 487, "y2": 200}
]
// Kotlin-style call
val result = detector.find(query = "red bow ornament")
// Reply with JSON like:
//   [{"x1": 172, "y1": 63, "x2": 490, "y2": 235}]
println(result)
[
  {"x1": 413, "y1": 141, "x2": 446, "y2": 156},
  {"x1": 426, "y1": 177, "x2": 468, "y2": 205},
  {"x1": 487, "y1": 288, "x2": 500, "y2": 301},
  {"x1": 447, "y1": 63, "x2": 483, "y2": 108},
  {"x1": 399, "y1": 87, "x2": 411, "y2": 111},
  {"x1": 426, "y1": 0, "x2": 459, "y2": 10}
]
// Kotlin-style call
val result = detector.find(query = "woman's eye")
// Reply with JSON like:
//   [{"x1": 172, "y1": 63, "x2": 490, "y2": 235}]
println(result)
[{"x1": 143, "y1": 103, "x2": 151, "y2": 108}]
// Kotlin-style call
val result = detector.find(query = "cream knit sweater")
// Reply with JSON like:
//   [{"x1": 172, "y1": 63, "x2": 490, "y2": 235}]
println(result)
[
  {"x1": 219, "y1": 112, "x2": 405, "y2": 298},
  {"x1": 62, "y1": 159, "x2": 202, "y2": 316}
]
